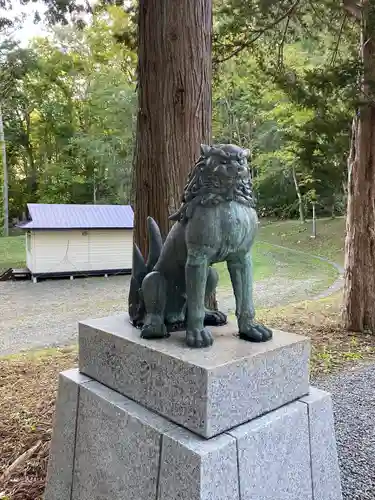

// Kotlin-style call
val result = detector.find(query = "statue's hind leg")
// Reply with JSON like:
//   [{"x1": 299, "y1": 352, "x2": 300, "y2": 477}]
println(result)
[
  {"x1": 204, "y1": 267, "x2": 227, "y2": 326},
  {"x1": 141, "y1": 271, "x2": 169, "y2": 339}
]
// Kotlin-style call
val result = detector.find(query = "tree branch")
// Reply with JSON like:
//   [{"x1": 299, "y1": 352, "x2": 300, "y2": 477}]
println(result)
[
  {"x1": 215, "y1": 31, "x2": 265, "y2": 64},
  {"x1": 278, "y1": 15, "x2": 291, "y2": 68},
  {"x1": 331, "y1": 13, "x2": 347, "y2": 66},
  {"x1": 214, "y1": 0, "x2": 301, "y2": 64}
]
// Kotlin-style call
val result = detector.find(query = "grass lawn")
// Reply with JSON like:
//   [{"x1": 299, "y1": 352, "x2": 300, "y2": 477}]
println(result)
[
  {"x1": 0, "y1": 236, "x2": 25, "y2": 273},
  {"x1": 215, "y1": 240, "x2": 338, "y2": 296},
  {"x1": 258, "y1": 216, "x2": 345, "y2": 264},
  {"x1": 215, "y1": 216, "x2": 345, "y2": 293}
]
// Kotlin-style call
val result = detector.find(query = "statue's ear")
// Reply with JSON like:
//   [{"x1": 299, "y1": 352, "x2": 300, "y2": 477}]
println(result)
[
  {"x1": 242, "y1": 148, "x2": 251, "y2": 158},
  {"x1": 200, "y1": 144, "x2": 211, "y2": 157}
]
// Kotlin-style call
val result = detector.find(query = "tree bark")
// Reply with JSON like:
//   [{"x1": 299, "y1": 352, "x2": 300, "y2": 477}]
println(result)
[
  {"x1": 343, "y1": 4, "x2": 375, "y2": 332},
  {"x1": 134, "y1": 0, "x2": 212, "y2": 257},
  {"x1": 0, "y1": 103, "x2": 8, "y2": 237}
]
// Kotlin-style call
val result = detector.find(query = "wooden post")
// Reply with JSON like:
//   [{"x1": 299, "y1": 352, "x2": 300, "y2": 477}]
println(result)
[{"x1": 311, "y1": 202, "x2": 316, "y2": 239}]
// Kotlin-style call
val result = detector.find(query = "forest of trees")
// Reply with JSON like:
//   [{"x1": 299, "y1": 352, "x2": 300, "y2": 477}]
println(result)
[
  {"x1": 2, "y1": 0, "x2": 375, "y2": 332},
  {"x1": 0, "y1": 2, "x2": 355, "y2": 229}
]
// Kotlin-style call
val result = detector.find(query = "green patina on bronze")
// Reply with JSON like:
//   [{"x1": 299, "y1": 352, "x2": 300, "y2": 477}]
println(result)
[{"x1": 128, "y1": 144, "x2": 272, "y2": 348}]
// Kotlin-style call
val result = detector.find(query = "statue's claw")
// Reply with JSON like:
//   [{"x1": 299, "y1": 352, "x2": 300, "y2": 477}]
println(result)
[
  {"x1": 204, "y1": 310, "x2": 227, "y2": 326},
  {"x1": 141, "y1": 318, "x2": 170, "y2": 339},
  {"x1": 186, "y1": 327, "x2": 214, "y2": 348},
  {"x1": 238, "y1": 322, "x2": 272, "y2": 343}
]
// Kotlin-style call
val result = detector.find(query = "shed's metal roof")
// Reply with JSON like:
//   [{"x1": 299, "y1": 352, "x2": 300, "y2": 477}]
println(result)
[{"x1": 20, "y1": 203, "x2": 134, "y2": 230}]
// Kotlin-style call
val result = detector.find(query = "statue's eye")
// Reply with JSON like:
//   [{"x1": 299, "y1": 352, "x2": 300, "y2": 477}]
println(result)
[{"x1": 221, "y1": 160, "x2": 228, "y2": 165}]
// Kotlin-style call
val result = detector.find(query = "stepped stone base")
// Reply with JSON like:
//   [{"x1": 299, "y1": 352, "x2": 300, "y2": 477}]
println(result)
[
  {"x1": 45, "y1": 369, "x2": 342, "y2": 500},
  {"x1": 78, "y1": 314, "x2": 310, "y2": 438}
]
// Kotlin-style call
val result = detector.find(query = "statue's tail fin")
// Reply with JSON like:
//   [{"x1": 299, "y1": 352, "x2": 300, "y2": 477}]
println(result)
[
  {"x1": 133, "y1": 242, "x2": 147, "y2": 279},
  {"x1": 128, "y1": 217, "x2": 163, "y2": 325},
  {"x1": 146, "y1": 216, "x2": 163, "y2": 272},
  {"x1": 128, "y1": 243, "x2": 147, "y2": 325}
]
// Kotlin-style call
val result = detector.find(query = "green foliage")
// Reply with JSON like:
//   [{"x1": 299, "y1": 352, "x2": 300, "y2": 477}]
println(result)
[
  {"x1": 213, "y1": 40, "x2": 352, "y2": 218},
  {"x1": 1, "y1": 6, "x2": 136, "y2": 219},
  {"x1": 0, "y1": 1, "x2": 358, "y2": 222}
]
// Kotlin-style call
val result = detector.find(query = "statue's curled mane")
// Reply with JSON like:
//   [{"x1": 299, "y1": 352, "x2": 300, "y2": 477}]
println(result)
[{"x1": 170, "y1": 144, "x2": 255, "y2": 222}]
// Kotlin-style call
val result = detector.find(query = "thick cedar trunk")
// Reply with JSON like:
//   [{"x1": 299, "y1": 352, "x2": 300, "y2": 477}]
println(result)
[
  {"x1": 134, "y1": 0, "x2": 212, "y2": 257},
  {"x1": 343, "y1": 7, "x2": 375, "y2": 332}
]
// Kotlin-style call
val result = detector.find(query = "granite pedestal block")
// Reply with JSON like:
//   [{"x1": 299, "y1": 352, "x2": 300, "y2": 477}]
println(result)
[
  {"x1": 78, "y1": 314, "x2": 310, "y2": 438},
  {"x1": 45, "y1": 369, "x2": 342, "y2": 500}
]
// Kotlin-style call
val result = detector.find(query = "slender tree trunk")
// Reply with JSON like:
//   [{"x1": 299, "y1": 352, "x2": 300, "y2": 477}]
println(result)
[
  {"x1": 343, "y1": 5, "x2": 375, "y2": 332},
  {"x1": 0, "y1": 103, "x2": 8, "y2": 237},
  {"x1": 134, "y1": 0, "x2": 212, "y2": 257},
  {"x1": 25, "y1": 112, "x2": 37, "y2": 197},
  {"x1": 292, "y1": 166, "x2": 305, "y2": 223}
]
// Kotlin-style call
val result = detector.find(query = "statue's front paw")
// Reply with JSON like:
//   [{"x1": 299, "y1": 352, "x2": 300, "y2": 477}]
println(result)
[
  {"x1": 186, "y1": 327, "x2": 213, "y2": 348},
  {"x1": 141, "y1": 320, "x2": 169, "y2": 339},
  {"x1": 239, "y1": 321, "x2": 272, "y2": 343},
  {"x1": 204, "y1": 310, "x2": 227, "y2": 326}
]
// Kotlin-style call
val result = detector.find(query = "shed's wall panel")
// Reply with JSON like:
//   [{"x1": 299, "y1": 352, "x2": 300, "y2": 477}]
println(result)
[
  {"x1": 30, "y1": 229, "x2": 133, "y2": 274},
  {"x1": 32, "y1": 230, "x2": 89, "y2": 274},
  {"x1": 88, "y1": 230, "x2": 133, "y2": 270}
]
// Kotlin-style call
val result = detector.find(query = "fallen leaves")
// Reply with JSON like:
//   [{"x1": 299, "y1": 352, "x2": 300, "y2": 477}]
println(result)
[{"x1": 0, "y1": 347, "x2": 77, "y2": 500}]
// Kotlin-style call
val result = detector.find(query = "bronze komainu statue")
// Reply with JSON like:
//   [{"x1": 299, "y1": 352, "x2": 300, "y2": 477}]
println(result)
[{"x1": 128, "y1": 144, "x2": 272, "y2": 348}]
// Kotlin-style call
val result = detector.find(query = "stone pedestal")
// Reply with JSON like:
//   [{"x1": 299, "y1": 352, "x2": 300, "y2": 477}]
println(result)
[{"x1": 45, "y1": 315, "x2": 342, "y2": 500}]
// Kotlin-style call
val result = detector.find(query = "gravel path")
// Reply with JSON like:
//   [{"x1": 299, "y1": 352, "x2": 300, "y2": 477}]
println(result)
[
  {"x1": 0, "y1": 276, "x2": 131, "y2": 356},
  {"x1": 315, "y1": 363, "x2": 375, "y2": 500},
  {"x1": 0, "y1": 273, "x2": 320, "y2": 356}
]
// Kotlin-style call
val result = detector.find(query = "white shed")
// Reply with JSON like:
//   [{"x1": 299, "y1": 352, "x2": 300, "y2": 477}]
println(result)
[{"x1": 20, "y1": 203, "x2": 134, "y2": 280}]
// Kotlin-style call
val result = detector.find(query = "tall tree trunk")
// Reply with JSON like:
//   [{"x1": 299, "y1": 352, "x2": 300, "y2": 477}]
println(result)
[
  {"x1": 292, "y1": 166, "x2": 305, "y2": 223},
  {"x1": 134, "y1": 0, "x2": 212, "y2": 257},
  {"x1": 0, "y1": 103, "x2": 8, "y2": 237},
  {"x1": 343, "y1": 5, "x2": 375, "y2": 332}
]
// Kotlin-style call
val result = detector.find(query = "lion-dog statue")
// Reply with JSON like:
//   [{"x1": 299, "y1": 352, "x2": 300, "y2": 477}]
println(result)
[{"x1": 128, "y1": 144, "x2": 272, "y2": 348}]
